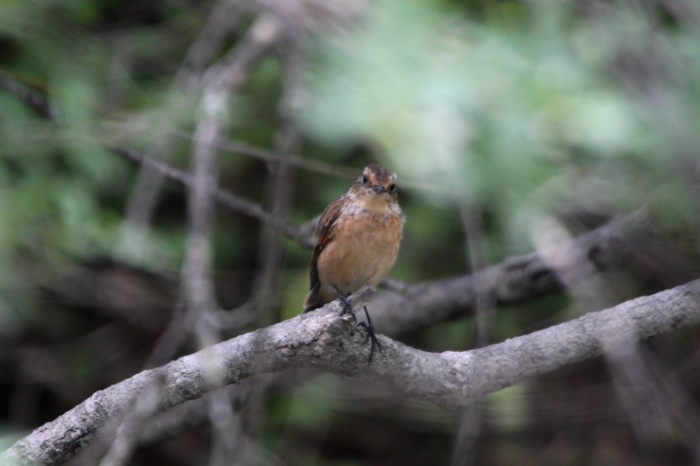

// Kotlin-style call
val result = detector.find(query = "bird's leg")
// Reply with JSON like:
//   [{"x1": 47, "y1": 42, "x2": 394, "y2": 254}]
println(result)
[
  {"x1": 332, "y1": 285, "x2": 357, "y2": 323},
  {"x1": 357, "y1": 306, "x2": 382, "y2": 364}
]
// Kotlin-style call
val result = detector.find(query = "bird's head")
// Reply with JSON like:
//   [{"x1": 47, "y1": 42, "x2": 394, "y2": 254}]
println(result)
[{"x1": 353, "y1": 164, "x2": 398, "y2": 204}]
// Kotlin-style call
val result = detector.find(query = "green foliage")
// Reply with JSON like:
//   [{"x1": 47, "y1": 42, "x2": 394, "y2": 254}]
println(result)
[{"x1": 304, "y1": 0, "x2": 699, "y2": 246}]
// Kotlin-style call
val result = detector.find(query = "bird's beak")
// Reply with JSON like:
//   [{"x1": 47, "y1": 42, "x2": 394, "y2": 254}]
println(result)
[{"x1": 373, "y1": 185, "x2": 385, "y2": 194}]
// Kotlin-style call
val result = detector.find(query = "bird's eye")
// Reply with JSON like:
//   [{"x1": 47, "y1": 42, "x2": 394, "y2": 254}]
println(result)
[
  {"x1": 389, "y1": 183, "x2": 396, "y2": 193},
  {"x1": 362, "y1": 175, "x2": 369, "y2": 184}
]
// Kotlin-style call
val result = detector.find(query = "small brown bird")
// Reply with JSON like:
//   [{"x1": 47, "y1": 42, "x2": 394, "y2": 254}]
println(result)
[{"x1": 304, "y1": 164, "x2": 404, "y2": 313}]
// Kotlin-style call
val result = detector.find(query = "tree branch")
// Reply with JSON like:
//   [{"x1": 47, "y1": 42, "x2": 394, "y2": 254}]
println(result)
[
  {"x1": 4, "y1": 279, "x2": 700, "y2": 465},
  {"x1": 371, "y1": 211, "x2": 654, "y2": 334},
  {"x1": 115, "y1": 149, "x2": 680, "y2": 343},
  {"x1": 115, "y1": 145, "x2": 661, "y2": 333},
  {"x1": 119, "y1": 0, "x2": 246, "y2": 232},
  {"x1": 112, "y1": 147, "x2": 315, "y2": 248},
  {"x1": 112, "y1": 147, "x2": 315, "y2": 249}
]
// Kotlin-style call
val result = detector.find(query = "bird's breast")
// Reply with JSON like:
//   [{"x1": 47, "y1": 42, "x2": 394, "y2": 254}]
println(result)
[{"x1": 317, "y1": 207, "x2": 403, "y2": 294}]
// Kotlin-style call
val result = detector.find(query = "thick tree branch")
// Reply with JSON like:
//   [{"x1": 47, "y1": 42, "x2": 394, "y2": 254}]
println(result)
[
  {"x1": 4, "y1": 280, "x2": 700, "y2": 465},
  {"x1": 371, "y1": 211, "x2": 654, "y2": 334}
]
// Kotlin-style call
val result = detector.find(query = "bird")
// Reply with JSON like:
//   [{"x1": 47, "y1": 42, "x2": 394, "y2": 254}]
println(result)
[{"x1": 303, "y1": 163, "x2": 404, "y2": 328}]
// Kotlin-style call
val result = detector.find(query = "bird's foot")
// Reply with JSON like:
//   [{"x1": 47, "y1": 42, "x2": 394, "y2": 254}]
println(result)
[
  {"x1": 333, "y1": 285, "x2": 357, "y2": 323},
  {"x1": 357, "y1": 306, "x2": 382, "y2": 364}
]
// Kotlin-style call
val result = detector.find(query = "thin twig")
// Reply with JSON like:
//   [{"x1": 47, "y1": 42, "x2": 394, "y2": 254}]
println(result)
[
  {"x1": 0, "y1": 70, "x2": 57, "y2": 120},
  {"x1": 244, "y1": 26, "x2": 308, "y2": 440},
  {"x1": 97, "y1": 373, "x2": 167, "y2": 466},
  {"x1": 113, "y1": 146, "x2": 315, "y2": 248},
  {"x1": 120, "y1": 0, "x2": 247, "y2": 230},
  {"x1": 174, "y1": 130, "x2": 359, "y2": 180},
  {"x1": 254, "y1": 28, "x2": 307, "y2": 325},
  {"x1": 182, "y1": 13, "x2": 290, "y2": 465},
  {"x1": 450, "y1": 203, "x2": 492, "y2": 466}
]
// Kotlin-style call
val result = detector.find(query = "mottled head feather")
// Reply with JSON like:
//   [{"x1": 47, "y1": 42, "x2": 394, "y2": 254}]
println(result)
[{"x1": 358, "y1": 164, "x2": 397, "y2": 186}]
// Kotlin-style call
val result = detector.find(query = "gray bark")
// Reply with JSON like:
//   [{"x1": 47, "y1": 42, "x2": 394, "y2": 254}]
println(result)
[{"x1": 3, "y1": 280, "x2": 700, "y2": 465}]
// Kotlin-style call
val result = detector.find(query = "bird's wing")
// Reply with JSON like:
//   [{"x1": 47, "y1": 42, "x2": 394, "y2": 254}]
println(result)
[{"x1": 305, "y1": 195, "x2": 345, "y2": 311}]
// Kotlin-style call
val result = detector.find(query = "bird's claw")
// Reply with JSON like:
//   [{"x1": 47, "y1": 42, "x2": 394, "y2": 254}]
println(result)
[
  {"x1": 332, "y1": 286, "x2": 380, "y2": 363},
  {"x1": 333, "y1": 285, "x2": 357, "y2": 323},
  {"x1": 357, "y1": 306, "x2": 382, "y2": 364}
]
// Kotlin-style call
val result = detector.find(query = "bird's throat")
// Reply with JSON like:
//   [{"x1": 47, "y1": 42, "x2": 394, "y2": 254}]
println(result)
[{"x1": 356, "y1": 193, "x2": 392, "y2": 214}]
